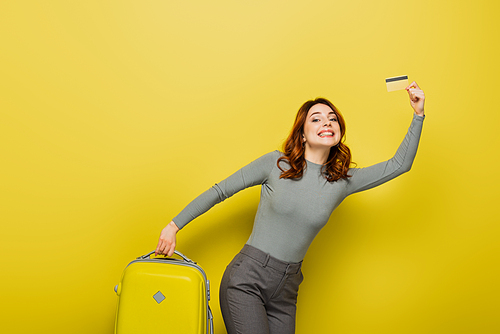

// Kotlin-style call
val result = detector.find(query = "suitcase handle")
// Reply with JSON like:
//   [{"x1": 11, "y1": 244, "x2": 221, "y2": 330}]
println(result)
[{"x1": 138, "y1": 250, "x2": 195, "y2": 263}]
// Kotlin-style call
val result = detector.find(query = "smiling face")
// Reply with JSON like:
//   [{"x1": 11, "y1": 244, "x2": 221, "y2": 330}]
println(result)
[{"x1": 302, "y1": 103, "x2": 342, "y2": 151}]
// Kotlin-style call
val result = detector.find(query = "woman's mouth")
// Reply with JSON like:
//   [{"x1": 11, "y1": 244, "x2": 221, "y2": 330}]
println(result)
[{"x1": 318, "y1": 131, "x2": 334, "y2": 137}]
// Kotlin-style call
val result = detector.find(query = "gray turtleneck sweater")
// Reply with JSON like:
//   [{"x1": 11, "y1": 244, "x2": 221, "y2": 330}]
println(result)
[{"x1": 173, "y1": 114, "x2": 424, "y2": 262}]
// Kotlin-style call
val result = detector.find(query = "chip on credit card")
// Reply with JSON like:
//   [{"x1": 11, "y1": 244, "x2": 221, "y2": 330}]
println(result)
[{"x1": 385, "y1": 75, "x2": 409, "y2": 92}]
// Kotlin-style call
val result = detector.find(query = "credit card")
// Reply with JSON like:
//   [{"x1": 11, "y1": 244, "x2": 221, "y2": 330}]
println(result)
[{"x1": 385, "y1": 75, "x2": 409, "y2": 92}]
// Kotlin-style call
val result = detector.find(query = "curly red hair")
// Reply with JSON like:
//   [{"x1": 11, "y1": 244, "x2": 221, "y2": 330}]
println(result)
[{"x1": 278, "y1": 98, "x2": 353, "y2": 182}]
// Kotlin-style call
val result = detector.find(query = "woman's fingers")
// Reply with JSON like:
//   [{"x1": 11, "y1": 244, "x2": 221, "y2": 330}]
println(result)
[
  {"x1": 408, "y1": 89, "x2": 424, "y2": 102},
  {"x1": 155, "y1": 240, "x2": 164, "y2": 256},
  {"x1": 406, "y1": 81, "x2": 420, "y2": 90},
  {"x1": 166, "y1": 241, "x2": 176, "y2": 257},
  {"x1": 156, "y1": 240, "x2": 171, "y2": 256},
  {"x1": 160, "y1": 242, "x2": 175, "y2": 257},
  {"x1": 155, "y1": 221, "x2": 179, "y2": 256},
  {"x1": 414, "y1": 92, "x2": 425, "y2": 102},
  {"x1": 407, "y1": 83, "x2": 424, "y2": 98},
  {"x1": 155, "y1": 233, "x2": 169, "y2": 256},
  {"x1": 404, "y1": 81, "x2": 425, "y2": 116},
  {"x1": 157, "y1": 238, "x2": 172, "y2": 256},
  {"x1": 406, "y1": 82, "x2": 424, "y2": 101}
]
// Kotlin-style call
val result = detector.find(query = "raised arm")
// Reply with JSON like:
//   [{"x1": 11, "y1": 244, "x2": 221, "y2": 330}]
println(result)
[
  {"x1": 155, "y1": 150, "x2": 280, "y2": 256},
  {"x1": 346, "y1": 81, "x2": 425, "y2": 195}
]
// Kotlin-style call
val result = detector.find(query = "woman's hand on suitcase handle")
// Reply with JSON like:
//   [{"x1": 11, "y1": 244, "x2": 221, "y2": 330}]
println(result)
[{"x1": 155, "y1": 221, "x2": 179, "y2": 257}]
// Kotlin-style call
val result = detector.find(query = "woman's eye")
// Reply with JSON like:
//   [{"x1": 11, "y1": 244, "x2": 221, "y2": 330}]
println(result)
[
  {"x1": 312, "y1": 119, "x2": 320, "y2": 122},
  {"x1": 330, "y1": 118, "x2": 338, "y2": 122}
]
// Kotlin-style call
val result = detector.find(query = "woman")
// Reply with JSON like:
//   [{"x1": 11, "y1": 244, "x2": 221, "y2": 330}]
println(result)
[{"x1": 156, "y1": 82, "x2": 425, "y2": 334}]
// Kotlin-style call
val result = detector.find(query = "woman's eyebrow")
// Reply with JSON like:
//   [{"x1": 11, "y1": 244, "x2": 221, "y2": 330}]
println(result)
[{"x1": 309, "y1": 111, "x2": 336, "y2": 118}]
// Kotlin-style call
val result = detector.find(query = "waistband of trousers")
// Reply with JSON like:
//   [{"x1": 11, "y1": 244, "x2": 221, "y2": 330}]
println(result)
[{"x1": 240, "y1": 244, "x2": 302, "y2": 274}]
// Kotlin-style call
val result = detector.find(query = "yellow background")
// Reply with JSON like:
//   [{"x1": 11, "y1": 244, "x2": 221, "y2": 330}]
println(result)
[{"x1": 1, "y1": 1, "x2": 499, "y2": 333}]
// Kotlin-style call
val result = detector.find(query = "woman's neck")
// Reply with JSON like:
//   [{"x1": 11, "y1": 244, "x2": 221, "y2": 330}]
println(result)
[{"x1": 304, "y1": 147, "x2": 330, "y2": 165}]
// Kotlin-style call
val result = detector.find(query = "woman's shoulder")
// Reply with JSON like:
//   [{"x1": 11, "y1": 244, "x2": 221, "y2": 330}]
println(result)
[
  {"x1": 239, "y1": 150, "x2": 283, "y2": 178},
  {"x1": 257, "y1": 150, "x2": 284, "y2": 160},
  {"x1": 249, "y1": 150, "x2": 285, "y2": 171},
  {"x1": 244, "y1": 150, "x2": 282, "y2": 166},
  {"x1": 257, "y1": 150, "x2": 284, "y2": 164},
  {"x1": 272, "y1": 150, "x2": 284, "y2": 157}
]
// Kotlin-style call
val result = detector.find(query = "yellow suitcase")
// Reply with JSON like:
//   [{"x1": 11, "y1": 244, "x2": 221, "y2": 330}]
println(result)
[{"x1": 114, "y1": 250, "x2": 213, "y2": 334}]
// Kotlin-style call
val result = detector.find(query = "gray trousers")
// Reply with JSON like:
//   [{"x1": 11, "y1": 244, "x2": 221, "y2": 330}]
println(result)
[{"x1": 219, "y1": 244, "x2": 304, "y2": 334}]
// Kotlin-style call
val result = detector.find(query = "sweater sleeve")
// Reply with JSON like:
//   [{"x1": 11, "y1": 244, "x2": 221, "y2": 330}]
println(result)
[
  {"x1": 346, "y1": 114, "x2": 424, "y2": 195},
  {"x1": 172, "y1": 150, "x2": 280, "y2": 229}
]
